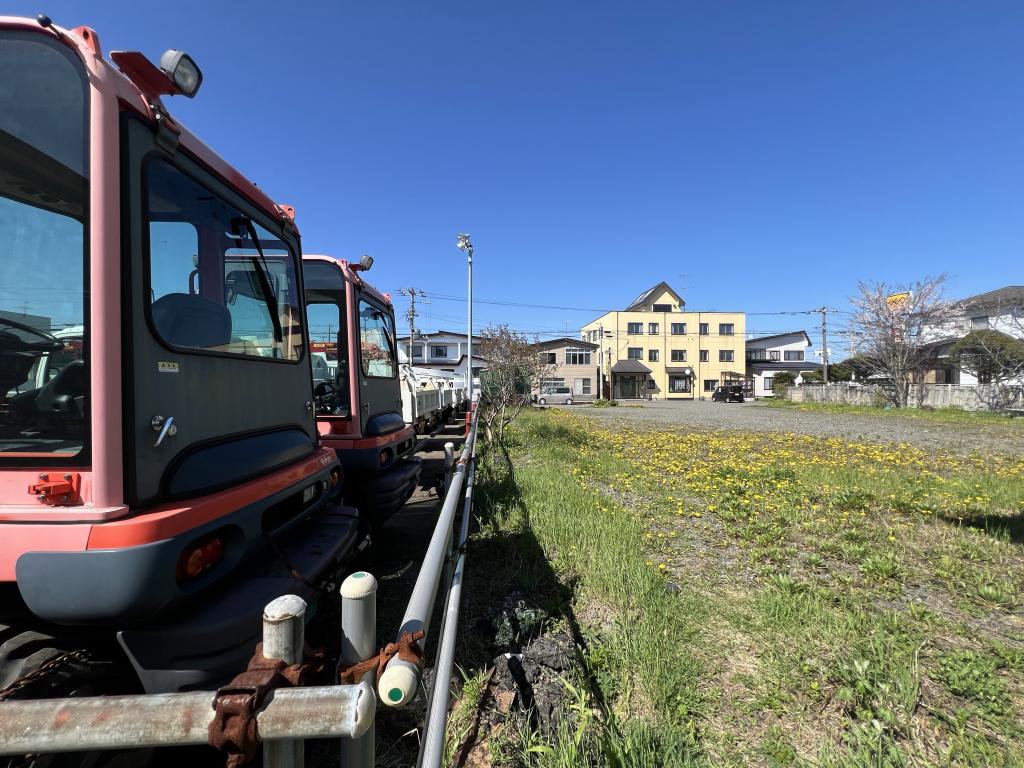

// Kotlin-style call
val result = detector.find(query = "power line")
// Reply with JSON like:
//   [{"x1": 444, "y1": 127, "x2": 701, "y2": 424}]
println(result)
[{"x1": 419, "y1": 291, "x2": 853, "y2": 316}]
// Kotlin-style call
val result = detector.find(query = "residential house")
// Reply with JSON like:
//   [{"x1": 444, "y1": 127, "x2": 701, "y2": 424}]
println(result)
[
  {"x1": 533, "y1": 337, "x2": 600, "y2": 399},
  {"x1": 920, "y1": 286, "x2": 1024, "y2": 384},
  {"x1": 581, "y1": 282, "x2": 746, "y2": 399},
  {"x1": 745, "y1": 331, "x2": 822, "y2": 397},
  {"x1": 396, "y1": 330, "x2": 486, "y2": 387}
]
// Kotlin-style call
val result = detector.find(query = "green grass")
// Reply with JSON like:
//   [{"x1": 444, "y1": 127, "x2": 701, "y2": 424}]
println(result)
[
  {"x1": 763, "y1": 397, "x2": 1024, "y2": 429},
  {"x1": 453, "y1": 409, "x2": 1024, "y2": 767}
]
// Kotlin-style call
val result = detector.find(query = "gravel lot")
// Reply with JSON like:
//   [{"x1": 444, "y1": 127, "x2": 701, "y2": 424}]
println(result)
[{"x1": 564, "y1": 400, "x2": 1024, "y2": 456}]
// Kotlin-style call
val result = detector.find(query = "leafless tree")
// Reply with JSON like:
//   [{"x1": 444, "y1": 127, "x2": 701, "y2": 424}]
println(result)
[
  {"x1": 476, "y1": 325, "x2": 551, "y2": 452},
  {"x1": 848, "y1": 275, "x2": 956, "y2": 407}
]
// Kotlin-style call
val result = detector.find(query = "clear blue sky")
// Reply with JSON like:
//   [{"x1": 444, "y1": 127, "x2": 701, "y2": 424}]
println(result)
[{"x1": 15, "y1": 1, "x2": 1024, "y2": 351}]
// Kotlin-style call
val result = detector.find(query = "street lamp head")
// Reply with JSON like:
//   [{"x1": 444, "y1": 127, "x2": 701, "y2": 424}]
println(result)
[{"x1": 456, "y1": 233, "x2": 473, "y2": 255}]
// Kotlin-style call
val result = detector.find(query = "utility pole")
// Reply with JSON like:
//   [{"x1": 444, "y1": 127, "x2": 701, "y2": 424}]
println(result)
[
  {"x1": 398, "y1": 288, "x2": 425, "y2": 362},
  {"x1": 819, "y1": 306, "x2": 830, "y2": 384}
]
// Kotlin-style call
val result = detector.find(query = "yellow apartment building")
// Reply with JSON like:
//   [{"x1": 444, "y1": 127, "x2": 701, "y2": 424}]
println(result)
[{"x1": 581, "y1": 282, "x2": 746, "y2": 400}]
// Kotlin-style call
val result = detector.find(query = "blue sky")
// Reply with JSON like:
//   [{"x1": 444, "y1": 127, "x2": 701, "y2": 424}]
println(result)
[{"x1": 13, "y1": 1, "x2": 1024, "y2": 352}]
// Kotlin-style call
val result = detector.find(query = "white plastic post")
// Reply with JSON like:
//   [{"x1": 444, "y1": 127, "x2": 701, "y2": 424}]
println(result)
[
  {"x1": 443, "y1": 441, "x2": 455, "y2": 497},
  {"x1": 340, "y1": 572, "x2": 377, "y2": 768},
  {"x1": 262, "y1": 594, "x2": 306, "y2": 768}
]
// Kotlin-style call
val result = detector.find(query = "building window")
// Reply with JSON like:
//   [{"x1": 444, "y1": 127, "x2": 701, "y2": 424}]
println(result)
[
  {"x1": 747, "y1": 349, "x2": 765, "y2": 361},
  {"x1": 699, "y1": 350, "x2": 709, "y2": 362},
  {"x1": 647, "y1": 378, "x2": 657, "y2": 389},
  {"x1": 719, "y1": 323, "x2": 734, "y2": 335},
  {"x1": 763, "y1": 376, "x2": 774, "y2": 391},
  {"x1": 671, "y1": 323, "x2": 686, "y2": 335},
  {"x1": 627, "y1": 322, "x2": 643, "y2": 335},
  {"x1": 431, "y1": 345, "x2": 448, "y2": 359},
  {"x1": 971, "y1": 315, "x2": 989, "y2": 330},
  {"x1": 540, "y1": 351, "x2": 556, "y2": 365},
  {"x1": 719, "y1": 350, "x2": 734, "y2": 363},
  {"x1": 627, "y1": 347, "x2": 643, "y2": 360},
  {"x1": 411, "y1": 344, "x2": 424, "y2": 358},
  {"x1": 648, "y1": 349, "x2": 659, "y2": 362},
  {"x1": 703, "y1": 379, "x2": 717, "y2": 392},
  {"x1": 784, "y1": 350, "x2": 804, "y2": 361},
  {"x1": 565, "y1": 347, "x2": 591, "y2": 365},
  {"x1": 671, "y1": 349, "x2": 686, "y2": 362},
  {"x1": 669, "y1": 375, "x2": 691, "y2": 393},
  {"x1": 699, "y1": 323, "x2": 709, "y2": 335},
  {"x1": 574, "y1": 377, "x2": 592, "y2": 395},
  {"x1": 769, "y1": 350, "x2": 781, "y2": 361},
  {"x1": 653, "y1": 303, "x2": 672, "y2": 313},
  {"x1": 648, "y1": 322, "x2": 659, "y2": 335}
]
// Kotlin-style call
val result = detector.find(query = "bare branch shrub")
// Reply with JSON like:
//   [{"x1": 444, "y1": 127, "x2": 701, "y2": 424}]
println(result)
[
  {"x1": 848, "y1": 275, "x2": 956, "y2": 407},
  {"x1": 476, "y1": 325, "x2": 550, "y2": 448}
]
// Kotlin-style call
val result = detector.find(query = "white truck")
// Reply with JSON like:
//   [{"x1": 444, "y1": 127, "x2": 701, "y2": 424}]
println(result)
[{"x1": 399, "y1": 364, "x2": 468, "y2": 433}]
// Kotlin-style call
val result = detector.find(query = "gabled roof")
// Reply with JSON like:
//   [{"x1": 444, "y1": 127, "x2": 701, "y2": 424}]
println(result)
[
  {"x1": 747, "y1": 331, "x2": 812, "y2": 347},
  {"x1": 532, "y1": 337, "x2": 599, "y2": 351},
  {"x1": 959, "y1": 286, "x2": 1024, "y2": 311},
  {"x1": 624, "y1": 281, "x2": 685, "y2": 312}
]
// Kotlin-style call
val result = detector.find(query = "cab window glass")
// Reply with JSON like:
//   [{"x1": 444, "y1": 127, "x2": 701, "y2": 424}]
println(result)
[
  {"x1": 146, "y1": 160, "x2": 303, "y2": 360},
  {"x1": 0, "y1": 32, "x2": 88, "y2": 460},
  {"x1": 358, "y1": 300, "x2": 396, "y2": 378}
]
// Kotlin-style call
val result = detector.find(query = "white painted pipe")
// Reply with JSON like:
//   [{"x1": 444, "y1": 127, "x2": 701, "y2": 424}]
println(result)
[
  {"x1": 262, "y1": 594, "x2": 306, "y2": 768},
  {"x1": 340, "y1": 572, "x2": 378, "y2": 768},
  {"x1": 420, "y1": 457, "x2": 475, "y2": 768},
  {"x1": 0, "y1": 683, "x2": 375, "y2": 755},
  {"x1": 378, "y1": 418, "x2": 478, "y2": 707}
]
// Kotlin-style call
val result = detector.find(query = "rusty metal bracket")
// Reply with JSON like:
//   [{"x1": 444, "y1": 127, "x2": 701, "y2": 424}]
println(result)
[
  {"x1": 208, "y1": 643, "x2": 323, "y2": 766},
  {"x1": 338, "y1": 630, "x2": 425, "y2": 686}
]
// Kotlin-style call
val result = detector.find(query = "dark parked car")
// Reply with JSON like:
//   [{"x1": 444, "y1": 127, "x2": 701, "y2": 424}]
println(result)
[{"x1": 711, "y1": 385, "x2": 745, "y2": 403}]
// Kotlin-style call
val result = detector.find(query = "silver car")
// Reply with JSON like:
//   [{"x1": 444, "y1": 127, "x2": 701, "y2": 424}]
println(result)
[{"x1": 537, "y1": 386, "x2": 573, "y2": 405}]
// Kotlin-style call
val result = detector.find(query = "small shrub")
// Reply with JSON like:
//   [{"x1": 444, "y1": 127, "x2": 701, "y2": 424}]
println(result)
[
  {"x1": 974, "y1": 581, "x2": 1017, "y2": 609},
  {"x1": 773, "y1": 372, "x2": 797, "y2": 395},
  {"x1": 860, "y1": 552, "x2": 903, "y2": 581},
  {"x1": 934, "y1": 649, "x2": 1009, "y2": 719}
]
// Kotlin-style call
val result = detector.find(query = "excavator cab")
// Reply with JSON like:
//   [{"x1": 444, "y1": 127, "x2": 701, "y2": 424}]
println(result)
[
  {"x1": 303, "y1": 255, "x2": 420, "y2": 526},
  {"x1": 0, "y1": 18, "x2": 360, "y2": 694}
]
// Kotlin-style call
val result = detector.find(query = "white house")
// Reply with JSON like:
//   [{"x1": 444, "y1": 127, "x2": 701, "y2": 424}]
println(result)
[
  {"x1": 396, "y1": 330, "x2": 486, "y2": 388},
  {"x1": 745, "y1": 331, "x2": 822, "y2": 397},
  {"x1": 921, "y1": 286, "x2": 1024, "y2": 385}
]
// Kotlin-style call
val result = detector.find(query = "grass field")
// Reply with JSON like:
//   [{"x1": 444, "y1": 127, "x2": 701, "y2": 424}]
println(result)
[
  {"x1": 455, "y1": 408, "x2": 1024, "y2": 767},
  {"x1": 763, "y1": 398, "x2": 1024, "y2": 429}
]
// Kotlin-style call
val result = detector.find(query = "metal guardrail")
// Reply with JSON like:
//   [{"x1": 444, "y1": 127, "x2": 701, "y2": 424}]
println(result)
[
  {"x1": 376, "y1": 406, "x2": 478, "y2": 711},
  {"x1": 0, "y1": 403, "x2": 481, "y2": 768},
  {"x1": 0, "y1": 593, "x2": 374, "y2": 764}
]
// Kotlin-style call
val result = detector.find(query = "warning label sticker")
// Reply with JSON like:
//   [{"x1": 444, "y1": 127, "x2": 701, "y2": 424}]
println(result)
[{"x1": 158, "y1": 361, "x2": 179, "y2": 373}]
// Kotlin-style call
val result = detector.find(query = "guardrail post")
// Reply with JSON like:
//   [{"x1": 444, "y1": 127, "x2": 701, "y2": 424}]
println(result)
[
  {"x1": 443, "y1": 441, "x2": 455, "y2": 497},
  {"x1": 340, "y1": 572, "x2": 377, "y2": 768},
  {"x1": 262, "y1": 594, "x2": 306, "y2": 768}
]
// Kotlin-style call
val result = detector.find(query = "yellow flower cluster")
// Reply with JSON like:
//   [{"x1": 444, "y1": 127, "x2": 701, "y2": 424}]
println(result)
[{"x1": 539, "y1": 409, "x2": 1023, "y2": 565}]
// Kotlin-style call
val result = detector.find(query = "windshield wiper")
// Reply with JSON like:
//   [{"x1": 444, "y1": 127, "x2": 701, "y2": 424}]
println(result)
[{"x1": 235, "y1": 217, "x2": 283, "y2": 344}]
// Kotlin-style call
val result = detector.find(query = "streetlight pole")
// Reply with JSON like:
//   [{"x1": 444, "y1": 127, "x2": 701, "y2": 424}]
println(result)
[{"x1": 456, "y1": 233, "x2": 474, "y2": 400}]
